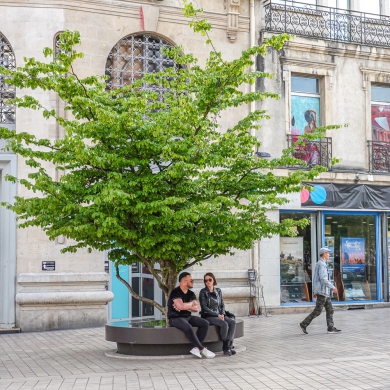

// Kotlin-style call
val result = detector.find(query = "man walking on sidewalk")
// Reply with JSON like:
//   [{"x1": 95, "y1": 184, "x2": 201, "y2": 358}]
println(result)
[{"x1": 298, "y1": 247, "x2": 341, "y2": 335}]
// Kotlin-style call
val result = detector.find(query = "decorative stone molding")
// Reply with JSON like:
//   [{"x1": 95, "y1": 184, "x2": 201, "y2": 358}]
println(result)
[
  {"x1": 280, "y1": 57, "x2": 336, "y2": 88},
  {"x1": 16, "y1": 272, "x2": 113, "y2": 331},
  {"x1": 227, "y1": 0, "x2": 240, "y2": 43},
  {"x1": 360, "y1": 67, "x2": 390, "y2": 91},
  {"x1": 16, "y1": 291, "x2": 114, "y2": 306},
  {"x1": 17, "y1": 272, "x2": 110, "y2": 285},
  {"x1": 140, "y1": 5, "x2": 160, "y2": 32}
]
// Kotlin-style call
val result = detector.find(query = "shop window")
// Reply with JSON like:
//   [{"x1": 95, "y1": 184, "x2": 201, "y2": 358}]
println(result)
[
  {"x1": 280, "y1": 212, "x2": 316, "y2": 304},
  {"x1": 324, "y1": 214, "x2": 377, "y2": 302}
]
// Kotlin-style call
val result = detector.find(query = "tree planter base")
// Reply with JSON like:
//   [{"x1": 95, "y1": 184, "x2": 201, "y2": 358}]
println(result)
[{"x1": 105, "y1": 320, "x2": 244, "y2": 356}]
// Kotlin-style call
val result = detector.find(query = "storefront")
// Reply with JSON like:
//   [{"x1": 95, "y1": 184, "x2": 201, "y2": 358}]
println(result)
[{"x1": 279, "y1": 183, "x2": 390, "y2": 306}]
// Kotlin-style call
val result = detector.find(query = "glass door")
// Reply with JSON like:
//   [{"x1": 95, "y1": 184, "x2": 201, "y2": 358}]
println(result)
[
  {"x1": 323, "y1": 212, "x2": 380, "y2": 302},
  {"x1": 131, "y1": 263, "x2": 154, "y2": 319}
]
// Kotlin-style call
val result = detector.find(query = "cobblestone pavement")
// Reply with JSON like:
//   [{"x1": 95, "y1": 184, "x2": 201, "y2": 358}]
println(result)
[{"x1": 1, "y1": 308, "x2": 390, "y2": 389}]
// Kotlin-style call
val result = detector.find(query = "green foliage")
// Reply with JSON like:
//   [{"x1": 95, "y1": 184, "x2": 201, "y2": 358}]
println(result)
[{"x1": 0, "y1": 5, "x2": 343, "y2": 315}]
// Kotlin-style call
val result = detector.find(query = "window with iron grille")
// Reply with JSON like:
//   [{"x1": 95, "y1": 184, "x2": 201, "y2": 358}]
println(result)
[
  {"x1": 0, "y1": 33, "x2": 15, "y2": 130},
  {"x1": 105, "y1": 33, "x2": 179, "y2": 98},
  {"x1": 54, "y1": 31, "x2": 66, "y2": 59}
]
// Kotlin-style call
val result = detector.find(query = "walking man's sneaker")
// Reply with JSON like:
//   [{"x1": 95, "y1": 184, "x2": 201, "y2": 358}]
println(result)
[
  {"x1": 190, "y1": 347, "x2": 202, "y2": 358},
  {"x1": 298, "y1": 323, "x2": 308, "y2": 335},
  {"x1": 200, "y1": 348, "x2": 215, "y2": 359},
  {"x1": 327, "y1": 327, "x2": 341, "y2": 334}
]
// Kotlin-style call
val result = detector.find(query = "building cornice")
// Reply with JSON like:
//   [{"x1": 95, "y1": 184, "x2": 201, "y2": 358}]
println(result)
[
  {"x1": 263, "y1": 31, "x2": 390, "y2": 63},
  {"x1": 0, "y1": 0, "x2": 250, "y2": 33},
  {"x1": 280, "y1": 56, "x2": 336, "y2": 71}
]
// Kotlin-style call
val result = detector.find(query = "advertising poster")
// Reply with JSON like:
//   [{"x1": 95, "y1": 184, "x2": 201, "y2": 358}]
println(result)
[
  {"x1": 341, "y1": 237, "x2": 365, "y2": 275},
  {"x1": 325, "y1": 236, "x2": 335, "y2": 278},
  {"x1": 388, "y1": 236, "x2": 390, "y2": 295},
  {"x1": 291, "y1": 96, "x2": 321, "y2": 135},
  {"x1": 280, "y1": 237, "x2": 304, "y2": 282}
]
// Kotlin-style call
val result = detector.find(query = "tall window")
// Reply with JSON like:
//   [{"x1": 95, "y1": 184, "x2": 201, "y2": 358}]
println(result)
[
  {"x1": 360, "y1": 0, "x2": 381, "y2": 17},
  {"x1": 0, "y1": 33, "x2": 15, "y2": 130},
  {"x1": 371, "y1": 84, "x2": 390, "y2": 142},
  {"x1": 105, "y1": 33, "x2": 179, "y2": 98},
  {"x1": 291, "y1": 76, "x2": 320, "y2": 136},
  {"x1": 274, "y1": 0, "x2": 317, "y2": 9},
  {"x1": 328, "y1": 0, "x2": 350, "y2": 10}
]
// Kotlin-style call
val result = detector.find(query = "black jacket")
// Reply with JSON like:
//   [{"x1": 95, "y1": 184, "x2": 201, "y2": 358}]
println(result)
[{"x1": 199, "y1": 287, "x2": 225, "y2": 318}]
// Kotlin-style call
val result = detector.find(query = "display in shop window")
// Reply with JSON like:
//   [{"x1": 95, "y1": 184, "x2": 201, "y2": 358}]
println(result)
[
  {"x1": 341, "y1": 237, "x2": 366, "y2": 299},
  {"x1": 388, "y1": 236, "x2": 390, "y2": 296},
  {"x1": 280, "y1": 237, "x2": 310, "y2": 302}
]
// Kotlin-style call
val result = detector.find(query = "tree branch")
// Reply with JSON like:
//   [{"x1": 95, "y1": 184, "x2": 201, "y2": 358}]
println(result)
[{"x1": 115, "y1": 265, "x2": 166, "y2": 314}]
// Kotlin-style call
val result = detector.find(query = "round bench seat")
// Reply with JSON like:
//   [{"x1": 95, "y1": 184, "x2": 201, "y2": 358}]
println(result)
[{"x1": 105, "y1": 319, "x2": 244, "y2": 356}]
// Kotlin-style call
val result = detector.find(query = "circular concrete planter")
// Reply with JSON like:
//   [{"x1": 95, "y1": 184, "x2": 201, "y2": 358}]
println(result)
[{"x1": 105, "y1": 320, "x2": 244, "y2": 356}]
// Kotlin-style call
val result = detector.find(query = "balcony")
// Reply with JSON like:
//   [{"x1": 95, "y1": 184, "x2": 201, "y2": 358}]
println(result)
[
  {"x1": 263, "y1": 0, "x2": 390, "y2": 48},
  {"x1": 368, "y1": 140, "x2": 390, "y2": 173},
  {"x1": 287, "y1": 134, "x2": 332, "y2": 169}
]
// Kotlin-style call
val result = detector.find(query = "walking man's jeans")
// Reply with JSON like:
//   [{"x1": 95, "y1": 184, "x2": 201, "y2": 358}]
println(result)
[
  {"x1": 301, "y1": 294, "x2": 334, "y2": 329},
  {"x1": 169, "y1": 316, "x2": 209, "y2": 350},
  {"x1": 204, "y1": 316, "x2": 236, "y2": 341}
]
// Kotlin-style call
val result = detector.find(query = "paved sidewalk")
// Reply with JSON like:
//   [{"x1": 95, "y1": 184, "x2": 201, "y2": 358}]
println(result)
[{"x1": 1, "y1": 308, "x2": 390, "y2": 389}]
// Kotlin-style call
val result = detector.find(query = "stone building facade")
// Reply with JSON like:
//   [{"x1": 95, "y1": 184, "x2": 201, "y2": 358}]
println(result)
[
  {"x1": 2, "y1": 0, "x2": 390, "y2": 331},
  {"x1": 0, "y1": 0, "x2": 255, "y2": 331},
  {"x1": 257, "y1": 0, "x2": 390, "y2": 311}
]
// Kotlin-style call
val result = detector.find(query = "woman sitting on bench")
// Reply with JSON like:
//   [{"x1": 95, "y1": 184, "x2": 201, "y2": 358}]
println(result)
[{"x1": 199, "y1": 272, "x2": 236, "y2": 356}]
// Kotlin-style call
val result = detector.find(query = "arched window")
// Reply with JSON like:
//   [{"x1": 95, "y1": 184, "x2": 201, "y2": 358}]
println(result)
[
  {"x1": 105, "y1": 33, "x2": 179, "y2": 96},
  {"x1": 0, "y1": 33, "x2": 15, "y2": 129},
  {"x1": 54, "y1": 31, "x2": 65, "y2": 59}
]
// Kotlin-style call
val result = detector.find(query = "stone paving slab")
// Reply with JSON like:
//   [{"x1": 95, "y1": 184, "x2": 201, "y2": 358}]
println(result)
[{"x1": 1, "y1": 308, "x2": 390, "y2": 389}]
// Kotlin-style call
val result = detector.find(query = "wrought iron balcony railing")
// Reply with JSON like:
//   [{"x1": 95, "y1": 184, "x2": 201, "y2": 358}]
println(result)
[
  {"x1": 368, "y1": 140, "x2": 390, "y2": 173},
  {"x1": 264, "y1": 0, "x2": 390, "y2": 48},
  {"x1": 287, "y1": 135, "x2": 332, "y2": 169}
]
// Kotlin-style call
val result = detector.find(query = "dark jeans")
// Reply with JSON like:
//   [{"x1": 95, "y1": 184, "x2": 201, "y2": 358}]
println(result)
[
  {"x1": 205, "y1": 316, "x2": 236, "y2": 341},
  {"x1": 169, "y1": 316, "x2": 209, "y2": 350},
  {"x1": 301, "y1": 294, "x2": 334, "y2": 330}
]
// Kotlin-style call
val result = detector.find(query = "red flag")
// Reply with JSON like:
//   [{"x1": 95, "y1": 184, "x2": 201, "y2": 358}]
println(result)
[{"x1": 140, "y1": 6, "x2": 145, "y2": 31}]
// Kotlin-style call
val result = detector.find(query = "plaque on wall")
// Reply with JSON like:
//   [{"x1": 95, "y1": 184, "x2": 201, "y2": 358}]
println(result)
[{"x1": 42, "y1": 261, "x2": 55, "y2": 271}]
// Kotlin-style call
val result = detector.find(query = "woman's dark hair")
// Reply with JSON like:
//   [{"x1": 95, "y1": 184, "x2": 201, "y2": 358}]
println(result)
[
  {"x1": 304, "y1": 109, "x2": 316, "y2": 124},
  {"x1": 203, "y1": 272, "x2": 217, "y2": 286}
]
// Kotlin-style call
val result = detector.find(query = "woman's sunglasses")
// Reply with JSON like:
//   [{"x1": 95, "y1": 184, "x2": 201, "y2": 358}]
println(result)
[{"x1": 204, "y1": 278, "x2": 213, "y2": 283}]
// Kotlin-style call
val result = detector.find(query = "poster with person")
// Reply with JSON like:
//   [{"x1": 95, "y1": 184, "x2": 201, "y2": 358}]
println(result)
[{"x1": 341, "y1": 237, "x2": 365, "y2": 275}]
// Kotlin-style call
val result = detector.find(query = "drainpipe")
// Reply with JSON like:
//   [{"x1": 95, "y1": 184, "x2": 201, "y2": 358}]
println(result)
[{"x1": 250, "y1": 0, "x2": 258, "y2": 274}]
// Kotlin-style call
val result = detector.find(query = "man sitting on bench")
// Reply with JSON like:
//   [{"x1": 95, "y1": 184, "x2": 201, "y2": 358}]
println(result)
[{"x1": 168, "y1": 272, "x2": 215, "y2": 359}]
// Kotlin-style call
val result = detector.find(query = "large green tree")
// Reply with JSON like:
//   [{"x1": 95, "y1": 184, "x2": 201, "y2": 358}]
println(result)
[{"x1": 0, "y1": 4, "x2": 340, "y2": 318}]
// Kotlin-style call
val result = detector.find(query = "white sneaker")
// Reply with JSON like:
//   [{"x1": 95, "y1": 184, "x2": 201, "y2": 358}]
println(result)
[
  {"x1": 190, "y1": 347, "x2": 202, "y2": 358},
  {"x1": 200, "y1": 348, "x2": 215, "y2": 359}
]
